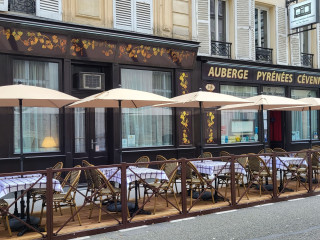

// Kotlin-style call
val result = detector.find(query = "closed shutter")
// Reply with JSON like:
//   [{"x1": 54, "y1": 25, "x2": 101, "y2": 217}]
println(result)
[
  {"x1": 235, "y1": 0, "x2": 254, "y2": 60},
  {"x1": 114, "y1": 0, "x2": 133, "y2": 31},
  {"x1": 317, "y1": 24, "x2": 320, "y2": 68},
  {"x1": 289, "y1": 31, "x2": 301, "y2": 66},
  {"x1": 0, "y1": 0, "x2": 8, "y2": 11},
  {"x1": 276, "y1": 6, "x2": 288, "y2": 65},
  {"x1": 197, "y1": 0, "x2": 210, "y2": 55},
  {"x1": 134, "y1": 0, "x2": 153, "y2": 34},
  {"x1": 36, "y1": 0, "x2": 62, "y2": 21}
]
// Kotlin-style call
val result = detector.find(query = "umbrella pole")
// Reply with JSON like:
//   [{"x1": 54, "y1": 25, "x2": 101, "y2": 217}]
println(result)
[
  {"x1": 200, "y1": 102, "x2": 203, "y2": 157},
  {"x1": 309, "y1": 106, "x2": 312, "y2": 149},
  {"x1": 261, "y1": 104, "x2": 266, "y2": 153},
  {"x1": 118, "y1": 100, "x2": 123, "y2": 163},
  {"x1": 19, "y1": 99, "x2": 24, "y2": 172}
]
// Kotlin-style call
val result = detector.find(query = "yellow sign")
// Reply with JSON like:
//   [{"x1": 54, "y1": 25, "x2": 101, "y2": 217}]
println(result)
[{"x1": 208, "y1": 66, "x2": 249, "y2": 80}]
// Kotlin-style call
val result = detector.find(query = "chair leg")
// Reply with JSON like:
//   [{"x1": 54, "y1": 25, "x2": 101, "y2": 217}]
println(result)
[
  {"x1": 153, "y1": 195, "x2": 157, "y2": 215},
  {"x1": 127, "y1": 185, "x2": 131, "y2": 201},
  {"x1": 39, "y1": 202, "x2": 45, "y2": 225},
  {"x1": 70, "y1": 205, "x2": 75, "y2": 221},
  {"x1": 99, "y1": 197, "x2": 102, "y2": 223},
  {"x1": 73, "y1": 202, "x2": 82, "y2": 226},
  {"x1": 31, "y1": 195, "x2": 36, "y2": 214},
  {"x1": 173, "y1": 192, "x2": 180, "y2": 212},
  {"x1": 5, "y1": 215, "x2": 12, "y2": 237}
]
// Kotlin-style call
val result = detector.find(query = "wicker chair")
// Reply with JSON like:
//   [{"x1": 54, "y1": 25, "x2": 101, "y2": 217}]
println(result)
[
  {"x1": 235, "y1": 155, "x2": 249, "y2": 199},
  {"x1": 247, "y1": 155, "x2": 272, "y2": 197},
  {"x1": 31, "y1": 161, "x2": 63, "y2": 214},
  {"x1": 82, "y1": 160, "x2": 95, "y2": 199},
  {"x1": 128, "y1": 156, "x2": 151, "y2": 200},
  {"x1": 0, "y1": 199, "x2": 12, "y2": 237},
  {"x1": 220, "y1": 151, "x2": 231, "y2": 157},
  {"x1": 143, "y1": 162, "x2": 180, "y2": 214},
  {"x1": 198, "y1": 152, "x2": 213, "y2": 158},
  {"x1": 258, "y1": 148, "x2": 273, "y2": 154},
  {"x1": 155, "y1": 155, "x2": 167, "y2": 170},
  {"x1": 39, "y1": 165, "x2": 82, "y2": 226},
  {"x1": 89, "y1": 168, "x2": 122, "y2": 223},
  {"x1": 273, "y1": 148, "x2": 290, "y2": 157},
  {"x1": 311, "y1": 151, "x2": 320, "y2": 181}
]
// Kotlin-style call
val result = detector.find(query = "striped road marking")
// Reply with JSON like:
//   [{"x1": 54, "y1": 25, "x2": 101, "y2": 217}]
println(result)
[
  {"x1": 215, "y1": 210, "x2": 237, "y2": 215},
  {"x1": 288, "y1": 198, "x2": 305, "y2": 202},
  {"x1": 254, "y1": 203, "x2": 274, "y2": 207},
  {"x1": 119, "y1": 225, "x2": 147, "y2": 232},
  {"x1": 170, "y1": 217, "x2": 195, "y2": 223}
]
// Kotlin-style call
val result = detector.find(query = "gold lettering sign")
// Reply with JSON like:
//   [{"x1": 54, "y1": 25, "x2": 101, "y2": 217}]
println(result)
[
  {"x1": 208, "y1": 66, "x2": 249, "y2": 80},
  {"x1": 297, "y1": 74, "x2": 320, "y2": 85},
  {"x1": 256, "y1": 71, "x2": 293, "y2": 83}
]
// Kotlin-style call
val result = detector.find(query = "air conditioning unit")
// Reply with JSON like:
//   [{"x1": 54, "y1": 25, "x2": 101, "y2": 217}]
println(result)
[{"x1": 76, "y1": 72, "x2": 105, "y2": 90}]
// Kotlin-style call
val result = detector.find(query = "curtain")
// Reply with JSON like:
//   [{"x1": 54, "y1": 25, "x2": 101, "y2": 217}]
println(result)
[
  {"x1": 121, "y1": 69, "x2": 172, "y2": 148},
  {"x1": 74, "y1": 108, "x2": 85, "y2": 153},
  {"x1": 95, "y1": 108, "x2": 106, "y2": 152},
  {"x1": 13, "y1": 60, "x2": 59, "y2": 153}
]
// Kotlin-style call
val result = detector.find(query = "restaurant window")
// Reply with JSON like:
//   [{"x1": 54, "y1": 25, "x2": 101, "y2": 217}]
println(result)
[
  {"x1": 220, "y1": 85, "x2": 258, "y2": 144},
  {"x1": 210, "y1": 0, "x2": 227, "y2": 42},
  {"x1": 121, "y1": 69, "x2": 172, "y2": 148},
  {"x1": 13, "y1": 60, "x2": 60, "y2": 153},
  {"x1": 291, "y1": 89, "x2": 318, "y2": 141},
  {"x1": 255, "y1": 7, "x2": 269, "y2": 48},
  {"x1": 74, "y1": 108, "x2": 85, "y2": 153}
]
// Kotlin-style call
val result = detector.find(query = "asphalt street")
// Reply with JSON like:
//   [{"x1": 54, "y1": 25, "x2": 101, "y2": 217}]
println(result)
[{"x1": 74, "y1": 195, "x2": 320, "y2": 240}]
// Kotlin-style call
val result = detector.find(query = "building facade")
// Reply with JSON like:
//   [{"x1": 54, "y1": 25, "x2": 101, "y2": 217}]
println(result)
[{"x1": 0, "y1": 0, "x2": 319, "y2": 172}]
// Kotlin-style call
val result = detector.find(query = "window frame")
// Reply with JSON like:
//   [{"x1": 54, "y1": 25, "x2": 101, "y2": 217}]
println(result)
[
  {"x1": 210, "y1": 0, "x2": 229, "y2": 42},
  {"x1": 300, "y1": 27, "x2": 311, "y2": 54},
  {"x1": 255, "y1": 5, "x2": 270, "y2": 48}
]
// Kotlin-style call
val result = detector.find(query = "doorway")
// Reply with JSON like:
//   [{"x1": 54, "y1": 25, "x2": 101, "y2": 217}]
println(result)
[{"x1": 269, "y1": 111, "x2": 283, "y2": 149}]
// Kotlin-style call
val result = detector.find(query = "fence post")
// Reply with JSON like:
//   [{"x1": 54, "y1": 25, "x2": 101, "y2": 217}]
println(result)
[
  {"x1": 272, "y1": 152, "x2": 278, "y2": 199},
  {"x1": 180, "y1": 158, "x2": 187, "y2": 216},
  {"x1": 46, "y1": 167, "x2": 54, "y2": 240},
  {"x1": 307, "y1": 150, "x2": 313, "y2": 193},
  {"x1": 230, "y1": 155, "x2": 236, "y2": 206},
  {"x1": 121, "y1": 163, "x2": 128, "y2": 227}
]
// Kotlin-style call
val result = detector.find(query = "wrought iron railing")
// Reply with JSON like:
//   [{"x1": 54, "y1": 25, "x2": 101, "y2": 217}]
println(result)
[
  {"x1": 211, "y1": 41, "x2": 232, "y2": 59},
  {"x1": 301, "y1": 53, "x2": 314, "y2": 68},
  {"x1": 8, "y1": 0, "x2": 35, "y2": 15},
  {"x1": 256, "y1": 47, "x2": 273, "y2": 63}
]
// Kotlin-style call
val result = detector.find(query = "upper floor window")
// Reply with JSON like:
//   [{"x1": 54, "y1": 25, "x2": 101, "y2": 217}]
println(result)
[
  {"x1": 300, "y1": 27, "x2": 313, "y2": 68},
  {"x1": 0, "y1": 0, "x2": 62, "y2": 20},
  {"x1": 114, "y1": 0, "x2": 153, "y2": 34},
  {"x1": 255, "y1": 7, "x2": 269, "y2": 48},
  {"x1": 210, "y1": 0, "x2": 226, "y2": 42}
]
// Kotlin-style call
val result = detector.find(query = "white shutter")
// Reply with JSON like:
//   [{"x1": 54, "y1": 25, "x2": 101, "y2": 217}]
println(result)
[
  {"x1": 289, "y1": 31, "x2": 301, "y2": 66},
  {"x1": 134, "y1": 0, "x2": 153, "y2": 34},
  {"x1": 276, "y1": 7, "x2": 288, "y2": 65},
  {"x1": 197, "y1": 0, "x2": 210, "y2": 55},
  {"x1": 317, "y1": 24, "x2": 320, "y2": 68},
  {"x1": 0, "y1": 0, "x2": 8, "y2": 11},
  {"x1": 36, "y1": 0, "x2": 62, "y2": 21},
  {"x1": 114, "y1": 0, "x2": 133, "y2": 31},
  {"x1": 235, "y1": 0, "x2": 254, "y2": 60}
]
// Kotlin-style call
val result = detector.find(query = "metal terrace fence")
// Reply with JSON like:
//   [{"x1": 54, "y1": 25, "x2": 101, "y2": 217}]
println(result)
[{"x1": 0, "y1": 150, "x2": 319, "y2": 239}]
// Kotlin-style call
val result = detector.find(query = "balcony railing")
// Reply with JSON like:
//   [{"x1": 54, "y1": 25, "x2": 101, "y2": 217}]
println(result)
[
  {"x1": 211, "y1": 41, "x2": 232, "y2": 59},
  {"x1": 256, "y1": 47, "x2": 273, "y2": 64},
  {"x1": 301, "y1": 53, "x2": 313, "y2": 68}
]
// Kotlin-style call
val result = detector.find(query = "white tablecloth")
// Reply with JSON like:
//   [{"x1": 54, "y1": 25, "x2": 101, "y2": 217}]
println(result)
[
  {"x1": 99, "y1": 166, "x2": 168, "y2": 185},
  {"x1": 0, "y1": 176, "x2": 63, "y2": 198},
  {"x1": 260, "y1": 156, "x2": 306, "y2": 170},
  {"x1": 193, "y1": 160, "x2": 246, "y2": 176}
]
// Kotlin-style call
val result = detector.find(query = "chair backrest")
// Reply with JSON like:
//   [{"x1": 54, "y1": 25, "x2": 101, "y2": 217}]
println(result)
[
  {"x1": 163, "y1": 161, "x2": 178, "y2": 179},
  {"x1": 247, "y1": 154, "x2": 261, "y2": 173},
  {"x1": 136, "y1": 156, "x2": 150, "y2": 168},
  {"x1": 312, "y1": 145, "x2": 320, "y2": 150},
  {"x1": 92, "y1": 168, "x2": 117, "y2": 195},
  {"x1": 198, "y1": 152, "x2": 213, "y2": 158},
  {"x1": 258, "y1": 148, "x2": 273, "y2": 154},
  {"x1": 220, "y1": 151, "x2": 230, "y2": 157},
  {"x1": 186, "y1": 161, "x2": 206, "y2": 184},
  {"x1": 236, "y1": 155, "x2": 248, "y2": 169},
  {"x1": 52, "y1": 162, "x2": 63, "y2": 180},
  {"x1": 82, "y1": 160, "x2": 94, "y2": 190},
  {"x1": 294, "y1": 150, "x2": 308, "y2": 159},
  {"x1": 63, "y1": 165, "x2": 82, "y2": 200},
  {"x1": 273, "y1": 148, "x2": 289, "y2": 157},
  {"x1": 155, "y1": 155, "x2": 167, "y2": 169},
  {"x1": 312, "y1": 151, "x2": 320, "y2": 166}
]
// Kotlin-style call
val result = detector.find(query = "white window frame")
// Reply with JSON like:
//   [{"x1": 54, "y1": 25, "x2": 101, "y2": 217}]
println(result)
[
  {"x1": 255, "y1": 6, "x2": 270, "y2": 48},
  {"x1": 210, "y1": 0, "x2": 229, "y2": 42}
]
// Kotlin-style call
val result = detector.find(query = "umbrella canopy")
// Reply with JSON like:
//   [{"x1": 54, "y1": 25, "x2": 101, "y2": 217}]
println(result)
[
  {"x1": 155, "y1": 90, "x2": 252, "y2": 156},
  {"x1": 218, "y1": 95, "x2": 308, "y2": 152},
  {"x1": 157, "y1": 90, "x2": 252, "y2": 108},
  {"x1": 0, "y1": 84, "x2": 79, "y2": 107},
  {"x1": 68, "y1": 87, "x2": 174, "y2": 162},
  {"x1": 0, "y1": 84, "x2": 79, "y2": 172},
  {"x1": 67, "y1": 88, "x2": 174, "y2": 108},
  {"x1": 269, "y1": 97, "x2": 320, "y2": 148},
  {"x1": 218, "y1": 95, "x2": 308, "y2": 111}
]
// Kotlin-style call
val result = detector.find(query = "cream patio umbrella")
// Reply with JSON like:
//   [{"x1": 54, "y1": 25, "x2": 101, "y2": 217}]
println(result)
[
  {"x1": 218, "y1": 95, "x2": 308, "y2": 152},
  {"x1": 269, "y1": 97, "x2": 320, "y2": 149},
  {"x1": 0, "y1": 83, "x2": 79, "y2": 172},
  {"x1": 67, "y1": 87, "x2": 174, "y2": 162},
  {"x1": 155, "y1": 90, "x2": 253, "y2": 156}
]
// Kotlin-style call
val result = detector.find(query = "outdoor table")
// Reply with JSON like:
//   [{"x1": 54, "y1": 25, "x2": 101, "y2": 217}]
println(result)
[
  {"x1": 193, "y1": 160, "x2": 246, "y2": 202},
  {"x1": 100, "y1": 166, "x2": 168, "y2": 214},
  {"x1": 0, "y1": 175, "x2": 63, "y2": 236},
  {"x1": 260, "y1": 156, "x2": 306, "y2": 191}
]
